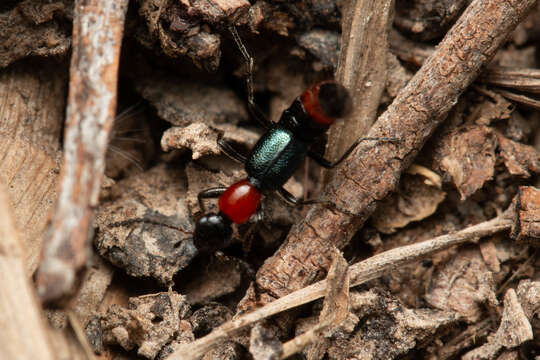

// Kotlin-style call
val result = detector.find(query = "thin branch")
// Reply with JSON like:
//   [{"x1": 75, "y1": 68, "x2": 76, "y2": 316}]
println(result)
[
  {"x1": 35, "y1": 0, "x2": 129, "y2": 304},
  {"x1": 167, "y1": 215, "x2": 512, "y2": 359}
]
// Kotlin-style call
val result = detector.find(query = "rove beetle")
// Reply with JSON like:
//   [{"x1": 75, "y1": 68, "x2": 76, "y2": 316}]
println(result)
[{"x1": 193, "y1": 27, "x2": 394, "y2": 253}]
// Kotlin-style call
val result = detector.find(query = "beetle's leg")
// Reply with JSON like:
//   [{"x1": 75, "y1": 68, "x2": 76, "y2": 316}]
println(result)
[
  {"x1": 217, "y1": 135, "x2": 247, "y2": 164},
  {"x1": 277, "y1": 187, "x2": 321, "y2": 207},
  {"x1": 277, "y1": 187, "x2": 357, "y2": 216},
  {"x1": 308, "y1": 137, "x2": 400, "y2": 168},
  {"x1": 197, "y1": 187, "x2": 227, "y2": 213},
  {"x1": 229, "y1": 25, "x2": 274, "y2": 130}
]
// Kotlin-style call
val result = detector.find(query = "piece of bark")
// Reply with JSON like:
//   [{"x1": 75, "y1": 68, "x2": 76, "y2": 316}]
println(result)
[
  {"x1": 36, "y1": 0, "x2": 129, "y2": 304},
  {"x1": 0, "y1": 60, "x2": 66, "y2": 151},
  {"x1": 0, "y1": 0, "x2": 71, "y2": 68},
  {"x1": 239, "y1": 0, "x2": 536, "y2": 309},
  {"x1": 394, "y1": 0, "x2": 468, "y2": 41},
  {"x1": 433, "y1": 125, "x2": 497, "y2": 200},
  {"x1": 497, "y1": 133, "x2": 540, "y2": 178},
  {"x1": 326, "y1": 289, "x2": 456, "y2": 360},
  {"x1": 95, "y1": 165, "x2": 196, "y2": 285},
  {"x1": 425, "y1": 246, "x2": 498, "y2": 322},
  {"x1": 0, "y1": 182, "x2": 55, "y2": 360},
  {"x1": 178, "y1": 0, "x2": 250, "y2": 24},
  {"x1": 324, "y1": 0, "x2": 393, "y2": 185},
  {"x1": 102, "y1": 291, "x2": 193, "y2": 359},
  {"x1": 463, "y1": 289, "x2": 533, "y2": 360},
  {"x1": 137, "y1": 76, "x2": 247, "y2": 127},
  {"x1": 511, "y1": 186, "x2": 540, "y2": 245},
  {"x1": 371, "y1": 174, "x2": 446, "y2": 234},
  {"x1": 180, "y1": 255, "x2": 245, "y2": 305},
  {"x1": 137, "y1": 0, "x2": 222, "y2": 70},
  {"x1": 469, "y1": 91, "x2": 514, "y2": 126},
  {"x1": 161, "y1": 123, "x2": 259, "y2": 159}
]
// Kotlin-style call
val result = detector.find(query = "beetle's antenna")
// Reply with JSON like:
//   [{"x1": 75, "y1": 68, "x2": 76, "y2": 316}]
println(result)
[{"x1": 229, "y1": 25, "x2": 254, "y2": 107}]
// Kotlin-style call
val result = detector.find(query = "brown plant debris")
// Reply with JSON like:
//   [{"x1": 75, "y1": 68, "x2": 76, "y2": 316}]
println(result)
[
  {"x1": 497, "y1": 133, "x2": 540, "y2": 178},
  {"x1": 323, "y1": 289, "x2": 456, "y2": 360},
  {"x1": 180, "y1": 254, "x2": 249, "y2": 305},
  {"x1": 94, "y1": 165, "x2": 196, "y2": 285},
  {"x1": 463, "y1": 289, "x2": 533, "y2": 360},
  {"x1": 371, "y1": 173, "x2": 446, "y2": 234},
  {"x1": 511, "y1": 186, "x2": 540, "y2": 245},
  {"x1": 0, "y1": 0, "x2": 71, "y2": 68},
  {"x1": 137, "y1": 76, "x2": 247, "y2": 127},
  {"x1": 425, "y1": 246, "x2": 499, "y2": 322},
  {"x1": 433, "y1": 125, "x2": 497, "y2": 200},
  {"x1": 102, "y1": 291, "x2": 193, "y2": 359},
  {"x1": 137, "y1": 0, "x2": 225, "y2": 70}
]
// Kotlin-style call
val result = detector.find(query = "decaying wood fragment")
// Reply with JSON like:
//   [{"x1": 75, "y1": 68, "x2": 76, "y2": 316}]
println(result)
[
  {"x1": 463, "y1": 289, "x2": 533, "y2": 360},
  {"x1": 371, "y1": 173, "x2": 446, "y2": 233},
  {"x1": 0, "y1": 182, "x2": 55, "y2": 360},
  {"x1": 433, "y1": 125, "x2": 497, "y2": 200},
  {"x1": 0, "y1": 0, "x2": 71, "y2": 68},
  {"x1": 95, "y1": 165, "x2": 196, "y2": 285},
  {"x1": 425, "y1": 246, "x2": 498, "y2": 322},
  {"x1": 102, "y1": 291, "x2": 193, "y2": 359},
  {"x1": 511, "y1": 186, "x2": 540, "y2": 245},
  {"x1": 239, "y1": 0, "x2": 537, "y2": 310},
  {"x1": 36, "y1": 0, "x2": 129, "y2": 304}
]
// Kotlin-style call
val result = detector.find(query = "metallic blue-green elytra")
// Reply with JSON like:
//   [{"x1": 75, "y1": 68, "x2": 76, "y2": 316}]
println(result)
[{"x1": 245, "y1": 127, "x2": 309, "y2": 191}]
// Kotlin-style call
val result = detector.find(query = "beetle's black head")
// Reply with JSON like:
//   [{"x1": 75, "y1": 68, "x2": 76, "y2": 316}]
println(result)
[
  {"x1": 317, "y1": 81, "x2": 352, "y2": 119},
  {"x1": 193, "y1": 212, "x2": 232, "y2": 254},
  {"x1": 278, "y1": 80, "x2": 352, "y2": 142}
]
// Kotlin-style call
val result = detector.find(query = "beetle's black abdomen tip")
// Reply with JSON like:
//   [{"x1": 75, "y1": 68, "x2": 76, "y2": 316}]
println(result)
[
  {"x1": 318, "y1": 82, "x2": 352, "y2": 119},
  {"x1": 193, "y1": 212, "x2": 232, "y2": 254}
]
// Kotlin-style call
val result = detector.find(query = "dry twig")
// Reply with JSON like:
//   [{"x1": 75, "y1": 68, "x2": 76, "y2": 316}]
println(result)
[
  {"x1": 238, "y1": 0, "x2": 536, "y2": 310},
  {"x1": 167, "y1": 215, "x2": 512, "y2": 359},
  {"x1": 36, "y1": 0, "x2": 129, "y2": 303}
]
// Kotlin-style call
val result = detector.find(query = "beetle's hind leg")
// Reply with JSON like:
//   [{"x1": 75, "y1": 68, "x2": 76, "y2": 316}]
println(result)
[{"x1": 197, "y1": 187, "x2": 227, "y2": 213}]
